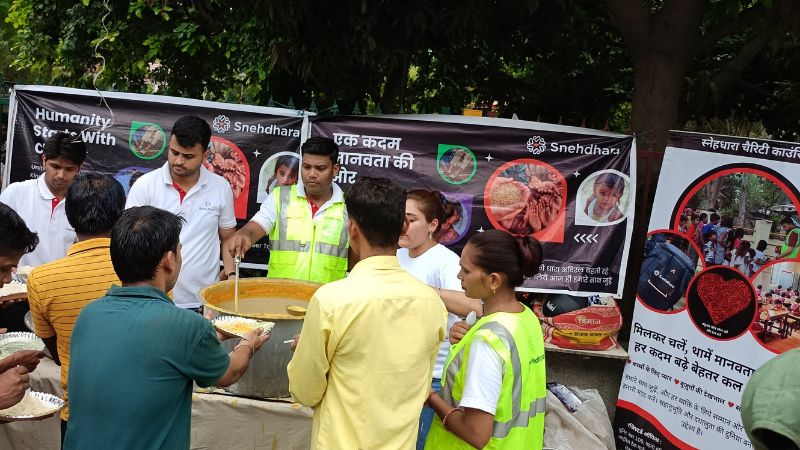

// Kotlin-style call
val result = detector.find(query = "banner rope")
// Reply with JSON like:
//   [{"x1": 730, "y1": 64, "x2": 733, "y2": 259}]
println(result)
[{"x1": 76, "y1": 0, "x2": 115, "y2": 139}]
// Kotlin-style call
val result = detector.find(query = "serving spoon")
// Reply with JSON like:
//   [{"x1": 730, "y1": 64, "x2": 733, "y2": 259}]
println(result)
[{"x1": 233, "y1": 255, "x2": 241, "y2": 313}]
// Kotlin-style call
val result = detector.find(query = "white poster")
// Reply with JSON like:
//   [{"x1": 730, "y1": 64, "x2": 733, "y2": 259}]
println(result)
[{"x1": 614, "y1": 131, "x2": 800, "y2": 449}]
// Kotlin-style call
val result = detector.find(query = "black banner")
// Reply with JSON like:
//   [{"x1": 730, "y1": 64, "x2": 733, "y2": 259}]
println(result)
[
  {"x1": 311, "y1": 115, "x2": 636, "y2": 296},
  {"x1": 4, "y1": 88, "x2": 637, "y2": 295},
  {"x1": 4, "y1": 85, "x2": 305, "y2": 265}
]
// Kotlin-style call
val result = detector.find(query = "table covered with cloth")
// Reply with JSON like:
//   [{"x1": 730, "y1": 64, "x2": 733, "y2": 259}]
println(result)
[{"x1": 0, "y1": 357, "x2": 313, "y2": 449}]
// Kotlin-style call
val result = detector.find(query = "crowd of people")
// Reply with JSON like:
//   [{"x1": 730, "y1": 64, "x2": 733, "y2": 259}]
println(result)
[
  {"x1": 682, "y1": 210, "x2": 778, "y2": 276},
  {"x1": 0, "y1": 116, "x2": 547, "y2": 449}
]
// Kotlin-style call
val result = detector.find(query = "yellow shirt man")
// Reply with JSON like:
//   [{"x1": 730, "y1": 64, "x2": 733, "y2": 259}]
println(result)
[
  {"x1": 28, "y1": 238, "x2": 120, "y2": 421},
  {"x1": 288, "y1": 255, "x2": 447, "y2": 450}
]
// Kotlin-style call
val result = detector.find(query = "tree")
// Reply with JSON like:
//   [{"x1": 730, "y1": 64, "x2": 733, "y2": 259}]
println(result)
[
  {"x1": 407, "y1": 1, "x2": 633, "y2": 130},
  {"x1": 738, "y1": 175, "x2": 748, "y2": 227},
  {"x1": 707, "y1": 178, "x2": 723, "y2": 211},
  {"x1": 606, "y1": 0, "x2": 800, "y2": 151}
]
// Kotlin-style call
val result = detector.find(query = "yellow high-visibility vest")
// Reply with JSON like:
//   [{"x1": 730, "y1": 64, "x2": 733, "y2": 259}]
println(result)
[
  {"x1": 268, "y1": 185, "x2": 348, "y2": 284},
  {"x1": 425, "y1": 306, "x2": 546, "y2": 450},
  {"x1": 781, "y1": 227, "x2": 800, "y2": 259}
]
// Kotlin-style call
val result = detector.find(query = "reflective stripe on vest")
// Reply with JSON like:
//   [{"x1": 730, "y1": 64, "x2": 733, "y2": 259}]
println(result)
[
  {"x1": 442, "y1": 321, "x2": 546, "y2": 439},
  {"x1": 271, "y1": 186, "x2": 348, "y2": 257}
]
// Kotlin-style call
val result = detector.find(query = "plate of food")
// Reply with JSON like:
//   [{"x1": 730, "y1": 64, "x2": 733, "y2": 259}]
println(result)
[
  {"x1": 0, "y1": 280, "x2": 27, "y2": 305},
  {"x1": 0, "y1": 332, "x2": 45, "y2": 360},
  {"x1": 0, "y1": 390, "x2": 64, "y2": 421},
  {"x1": 212, "y1": 316, "x2": 275, "y2": 339}
]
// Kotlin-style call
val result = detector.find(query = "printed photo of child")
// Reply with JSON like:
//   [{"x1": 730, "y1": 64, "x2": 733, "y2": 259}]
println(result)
[
  {"x1": 576, "y1": 170, "x2": 631, "y2": 226},
  {"x1": 257, "y1": 152, "x2": 301, "y2": 203},
  {"x1": 704, "y1": 231, "x2": 719, "y2": 265},
  {"x1": 266, "y1": 155, "x2": 299, "y2": 194}
]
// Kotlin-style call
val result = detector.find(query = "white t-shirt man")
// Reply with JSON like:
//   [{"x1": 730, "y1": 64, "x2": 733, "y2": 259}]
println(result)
[
  {"x1": 0, "y1": 174, "x2": 75, "y2": 266},
  {"x1": 397, "y1": 244, "x2": 461, "y2": 380},
  {"x1": 125, "y1": 164, "x2": 236, "y2": 308}
]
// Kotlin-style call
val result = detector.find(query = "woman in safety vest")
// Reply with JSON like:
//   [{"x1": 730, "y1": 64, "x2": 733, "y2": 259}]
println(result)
[{"x1": 424, "y1": 229, "x2": 547, "y2": 449}]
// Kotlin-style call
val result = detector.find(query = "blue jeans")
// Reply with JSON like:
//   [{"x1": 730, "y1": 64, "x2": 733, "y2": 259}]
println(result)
[{"x1": 417, "y1": 378, "x2": 441, "y2": 450}]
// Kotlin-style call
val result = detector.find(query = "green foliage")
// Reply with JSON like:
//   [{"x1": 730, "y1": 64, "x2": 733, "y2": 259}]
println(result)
[
  {"x1": 715, "y1": 174, "x2": 788, "y2": 224},
  {"x1": 608, "y1": 102, "x2": 632, "y2": 134},
  {"x1": 404, "y1": 1, "x2": 632, "y2": 127},
  {"x1": 0, "y1": 0, "x2": 35, "y2": 88},
  {"x1": 0, "y1": 0, "x2": 798, "y2": 143},
  {"x1": 691, "y1": 172, "x2": 789, "y2": 227},
  {"x1": 682, "y1": 116, "x2": 770, "y2": 139},
  {"x1": 681, "y1": 0, "x2": 800, "y2": 141}
]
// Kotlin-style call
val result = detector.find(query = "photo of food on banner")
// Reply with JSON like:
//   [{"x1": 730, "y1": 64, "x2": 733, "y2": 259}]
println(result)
[
  {"x1": 750, "y1": 261, "x2": 800, "y2": 353},
  {"x1": 203, "y1": 136, "x2": 250, "y2": 219},
  {"x1": 484, "y1": 160, "x2": 565, "y2": 239},
  {"x1": 256, "y1": 152, "x2": 300, "y2": 203},
  {"x1": 638, "y1": 231, "x2": 703, "y2": 312},
  {"x1": 671, "y1": 167, "x2": 800, "y2": 274},
  {"x1": 574, "y1": 170, "x2": 631, "y2": 226},
  {"x1": 685, "y1": 265, "x2": 757, "y2": 340}
]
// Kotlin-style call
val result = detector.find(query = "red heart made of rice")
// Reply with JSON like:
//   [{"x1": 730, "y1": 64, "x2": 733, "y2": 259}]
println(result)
[{"x1": 696, "y1": 273, "x2": 752, "y2": 325}]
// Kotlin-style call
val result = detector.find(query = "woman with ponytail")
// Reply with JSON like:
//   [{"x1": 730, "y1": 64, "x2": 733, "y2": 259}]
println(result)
[
  {"x1": 424, "y1": 229, "x2": 547, "y2": 450},
  {"x1": 398, "y1": 189, "x2": 482, "y2": 449}
]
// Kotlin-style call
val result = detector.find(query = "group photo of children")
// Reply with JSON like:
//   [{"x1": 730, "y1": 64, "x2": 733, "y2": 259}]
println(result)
[
  {"x1": 675, "y1": 170, "x2": 798, "y2": 277},
  {"x1": 751, "y1": 262, "x2": 800, "y2": 352}
]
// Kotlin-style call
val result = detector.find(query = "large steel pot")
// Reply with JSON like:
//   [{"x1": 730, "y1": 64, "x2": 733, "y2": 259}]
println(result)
[{"x1": 201, "y1": 277, "x2": 320, "y2": 399}]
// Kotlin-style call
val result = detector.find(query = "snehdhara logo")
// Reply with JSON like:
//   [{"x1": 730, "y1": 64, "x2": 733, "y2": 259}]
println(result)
[
  {"x1": 527, "y1": 136, "x2": 546, "y2": 155},
  {"x1": 212, "y1": 115, "x2": 231, "y2": 134},
  {"x1": 212, "y1": 114, "x2": 300, "y2": 137}
]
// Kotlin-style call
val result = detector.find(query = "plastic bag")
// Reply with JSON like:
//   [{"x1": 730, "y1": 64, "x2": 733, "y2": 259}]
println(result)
[
  {"x1": 534, "y1": 298, "x2": 622, "y2": 350},
  {"x1": 544, "y1": 386, "x2": 614, "y2": 450}
]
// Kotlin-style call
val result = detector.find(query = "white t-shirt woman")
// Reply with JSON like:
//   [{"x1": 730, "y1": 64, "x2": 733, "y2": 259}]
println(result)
[
  {"x1": 398, "y1": 191, "x2": 481, "y2": 379},
  {"x1": 399, "y1": 190, "x2": 483, "y2": 450},
  {"x1": 397, "y1": 245, "x2": 462, "y2": 378}
]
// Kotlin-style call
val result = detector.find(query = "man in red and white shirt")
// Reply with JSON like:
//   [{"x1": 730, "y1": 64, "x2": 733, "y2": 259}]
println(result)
[
  {"x1": 125, "y1": 116, "x2": 236, "y2": 310},
  {"x1": 0, "y1": 132, "x2": 85, "y2": 267}
]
